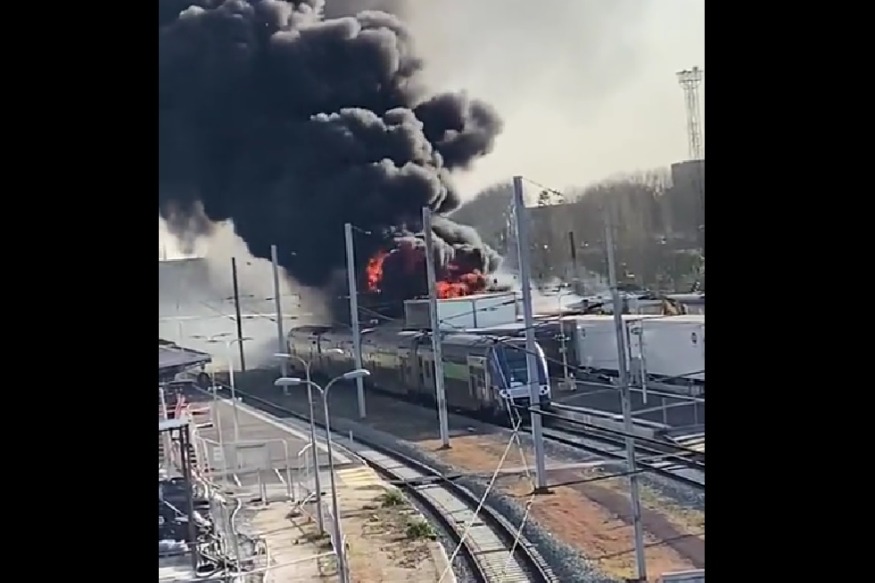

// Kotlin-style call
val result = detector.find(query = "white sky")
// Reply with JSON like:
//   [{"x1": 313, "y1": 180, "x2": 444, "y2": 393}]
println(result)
[{"x1": 402, "y1": 0, "x2": 705, "y2": 196}]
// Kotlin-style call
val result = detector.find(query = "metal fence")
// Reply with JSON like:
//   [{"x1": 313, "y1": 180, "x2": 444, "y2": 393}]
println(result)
[{"x1": 184, "y1": 404, "x2": 346, "y2": 582}]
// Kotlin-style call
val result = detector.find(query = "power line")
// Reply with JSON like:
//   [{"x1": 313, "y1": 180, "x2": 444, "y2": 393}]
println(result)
[
  {"x1": 355, "y1": 298, "x2": 704, "y2": 398},
  {"x1": 437, "y1": 414, "x2": 527, "y2": 582}
]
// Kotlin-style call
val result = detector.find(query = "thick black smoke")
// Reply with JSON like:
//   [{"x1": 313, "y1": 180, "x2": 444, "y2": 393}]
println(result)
[{"x1": 159, "y1": 0, "x2": 503, "y2": 299}]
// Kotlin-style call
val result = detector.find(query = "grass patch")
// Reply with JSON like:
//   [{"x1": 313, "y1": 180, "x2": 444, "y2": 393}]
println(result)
[
  {"x1": 379, "y1": 488, "x2": 406, "y2": 508},
  {"x1": 405, "y1": 518, "x2": 437, "y2": 541}
]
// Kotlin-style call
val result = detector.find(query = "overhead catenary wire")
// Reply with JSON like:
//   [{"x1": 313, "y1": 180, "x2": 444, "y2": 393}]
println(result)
[
  {"x1": 437, "y1": 413, "x2": 527, "y2": 583},
  {"x1": 184, "y1": 173, "x2": 700, "y2": 554},
  {"x1": 354, "y1": 301, "x2": 704, "y2": 395},
  {"x1": 352, "y1": 304, "x2": 703, "y2": 453},
  {"x1": 317, "y1": 200, "x2": 702, "y2": 577},
  {"x1": 497, "y1": 400, "x2": 541, "y2": 580}
]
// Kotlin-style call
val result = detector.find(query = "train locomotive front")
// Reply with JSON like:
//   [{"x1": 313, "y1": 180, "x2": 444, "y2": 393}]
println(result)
[{"x1": 286, "y1": 325, "x2": 552, "y2": 420}]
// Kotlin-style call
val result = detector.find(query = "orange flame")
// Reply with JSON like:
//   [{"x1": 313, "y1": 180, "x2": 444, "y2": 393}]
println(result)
[
  {"x1": 366, "y1": 250, "x2": 389, "y2": 292},
  {"x1": 364, "y1": 248, "x2": 488, "y2": 299},
  {"x1": 436, "y1": 269, "x2": 487, "y2": 299}
]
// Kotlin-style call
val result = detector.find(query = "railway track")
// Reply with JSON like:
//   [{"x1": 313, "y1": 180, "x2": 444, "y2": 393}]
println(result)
[
  {"x1": 541, "y1": 423, "x2": 705, "y2": 491},
  {"x1": 547, "y1": 415, "x2": 705, "y2": 469},
  {"x1": 209, "y1": 384, "x2": 558, "y2": 583},
  {"x1": 195, "y1": 370, "x2": 704, "y2": 492},
  {"x1": 496, "y1": 401, "x2": 706, "y2": 490}
]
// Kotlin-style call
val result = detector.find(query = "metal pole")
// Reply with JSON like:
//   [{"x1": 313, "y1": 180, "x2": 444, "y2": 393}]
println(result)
[
  {"x1": 304, "y1": 361, "x2": 325, "y2": 534},
  {"x1": 231, "y1": 257, "x2": 246, "y2": 372},
  {"x1": 176, "y1": 298, "x2": 184, "y2": 344},
  {"x1": 319, "y1": 382, "x2": 348, "y2": 583},
  {"x1": 227, "y1": 342, "x2": 240, "y2": 444},
  {"x1": 558, "y1": 291, "x2": 573, "y2": 391},
  {"x1": 568, "y1": 230, "x2": 580, "y2": 295},
  {"x1": 559, "y1": 314, "x2": 572, "y2": 391},
  {"x1": 270, "y1": 245, "x2": 289, "y2": 385},
  {"x1": 422, "y1": 207, "x2": 450, "y2": 449},
  {"x1": 344, "y1": 223, "x2": 366, "y2": 419},
  {"x1": 211, "y1": 380, "x2": 229, "y2": 484},
  {"x1": 159, "y1": 387, "x2": 173, "y2": 470},
  {"x1": 224, "y1": 497, "x2": 241, "y2": 573},
  {"x1": 605, "y1": 214, "x2": 648, "y2": 582},
  {"x1": 179, "y1": 425, "x2": 200, "y2": 573},
  {"x1": 283, "y1": 441, "x2": 293, "y2": 501},
  {"x1": 512, "y1": 175, "x2": 548, "y2": 492}
]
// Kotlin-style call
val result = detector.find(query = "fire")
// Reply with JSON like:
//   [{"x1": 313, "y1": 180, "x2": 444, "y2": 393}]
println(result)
[
  {"x1": 436, "y1": 270, "x2": 487, "y2": 299},
  {"x1": 364, "y1": 245, "x2": 489, "y2": 300},
  {"x1": 366, "y1": 250, "x2": 388, "y2": 292}
]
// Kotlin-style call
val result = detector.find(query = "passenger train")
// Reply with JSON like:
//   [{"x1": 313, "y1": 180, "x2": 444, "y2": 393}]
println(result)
[
  {"x1": 286, "y1": 325, "x2": 552, "y2": 418},
  {"x1": 467, "y1": 314, "x2": 705, "y2": 394}
]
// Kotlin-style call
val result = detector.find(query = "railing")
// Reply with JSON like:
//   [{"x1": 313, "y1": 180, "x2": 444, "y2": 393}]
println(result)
[
  {"x1": 197, "y1": 436, "x2": 294, "y2": 504},
  {"x1": 170, "y1": 385, "x2": 346, "y2": 582}
]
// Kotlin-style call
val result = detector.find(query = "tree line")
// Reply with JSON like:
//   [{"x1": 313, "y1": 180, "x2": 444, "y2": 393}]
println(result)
[{"x1": 451, "y1": 167, "x2": 705, "y2": 292}]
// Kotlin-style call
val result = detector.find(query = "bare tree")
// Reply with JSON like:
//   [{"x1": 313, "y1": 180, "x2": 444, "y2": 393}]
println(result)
[{"x1": 453, "y1": 167, "x2": 703, "y2": 291}]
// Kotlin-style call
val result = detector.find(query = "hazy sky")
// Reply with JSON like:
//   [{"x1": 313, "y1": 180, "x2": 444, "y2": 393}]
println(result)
[{"x1": 401, "y1": 0, "x2": 705, "y2": 197}]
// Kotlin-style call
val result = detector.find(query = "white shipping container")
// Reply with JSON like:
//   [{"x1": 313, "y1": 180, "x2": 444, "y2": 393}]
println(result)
[
  {"x1": 404, "y1": 292, "x2": 518, "y2": 331},
  {"x1": 574, "y1": 315, "x2": 659, "y2": 373},
  {"x1": 636, "y1": 315, "x2": 705, "y2": 382}
]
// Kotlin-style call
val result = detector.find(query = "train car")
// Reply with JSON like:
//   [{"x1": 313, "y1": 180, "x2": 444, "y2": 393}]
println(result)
[
  {"x1": 572, "y1": 315, "x2": 658, "y2": 376},
  {"x1": 634, "y1": 315, "x2": 705, "y2": 392},
  {"x1": 287, "y1": 325, "x2": 551, "y2": 419},
  {"x1": 465, "y1": 318, "x2": 576, "y2": 380},
  {"x1": 570, "y1": 314, "x2": 705, "y2": 395},
  {"x1": 459, "y1": 313, "x2": 706, "y2": 397},
  {"x1": 469, "y1": 315, "x2": 659, "y2": 381}
]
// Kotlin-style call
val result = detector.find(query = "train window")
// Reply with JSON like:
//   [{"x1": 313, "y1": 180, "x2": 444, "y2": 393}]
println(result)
[{"x1": 469, "y1": 367, "x2": 484, "y2": 399}]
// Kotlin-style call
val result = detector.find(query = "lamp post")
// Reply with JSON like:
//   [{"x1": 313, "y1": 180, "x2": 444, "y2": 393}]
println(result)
[
  {"x1": 222, "y1": 336, "x2": 252, "y2": 443},
  {"x1": 274, "y1": 368, "x2": 371, "y2": 583},
  {"x1": 192, "y1": 333, "x2": 252, "y2": 443},
  {"x1": 274, "y1": 348, "x2": 344, "y2": 534}
]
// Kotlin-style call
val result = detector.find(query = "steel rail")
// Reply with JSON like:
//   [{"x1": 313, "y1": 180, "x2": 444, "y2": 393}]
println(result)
[{"x1": 204, "y1": 383, "x2": 557, "y2": 583}]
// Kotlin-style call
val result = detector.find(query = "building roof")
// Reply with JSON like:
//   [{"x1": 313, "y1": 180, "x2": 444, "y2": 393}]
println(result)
[{"x1": 159, "y1": 341, "x2": 211, "y2": 376}]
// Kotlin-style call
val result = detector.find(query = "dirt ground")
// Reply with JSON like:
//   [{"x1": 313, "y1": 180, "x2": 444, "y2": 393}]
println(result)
[
  {"x1": 249, "y1": 478, "x2": 449, "y2": 583},
  {"x1": 418, "y1": 433, "x2": 704, "y2": 582},
  {"x1": 336, "y1": 470, "x2": 452, "y2": 583}
]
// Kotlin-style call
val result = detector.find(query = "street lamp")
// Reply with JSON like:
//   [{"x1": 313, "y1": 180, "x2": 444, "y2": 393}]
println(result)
[
  {"x1": 187, "y1": 335, "x2": 233, "y2": 484},
  {"x1": 193, "y1": 333, "x2": 252, "y2": 442},
  {"x1": 223, "y1": 336, "x2": 252, "y2": 442},
  {"x1": 274, "y1": 368, "x2": 371, "y2": 583},
  {"x1": 274, "y1": 348, "x2": 344, "y2": 535}
]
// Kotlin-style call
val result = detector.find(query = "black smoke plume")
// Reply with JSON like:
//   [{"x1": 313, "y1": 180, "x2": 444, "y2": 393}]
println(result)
[{"x1": 159, "y1": 0, "x2": 503, "y2": 310}]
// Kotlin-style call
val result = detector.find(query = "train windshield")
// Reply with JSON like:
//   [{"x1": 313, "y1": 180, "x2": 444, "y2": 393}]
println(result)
[{"x1": 496, "y1": 341, "x2": 548, "y2": 386}]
